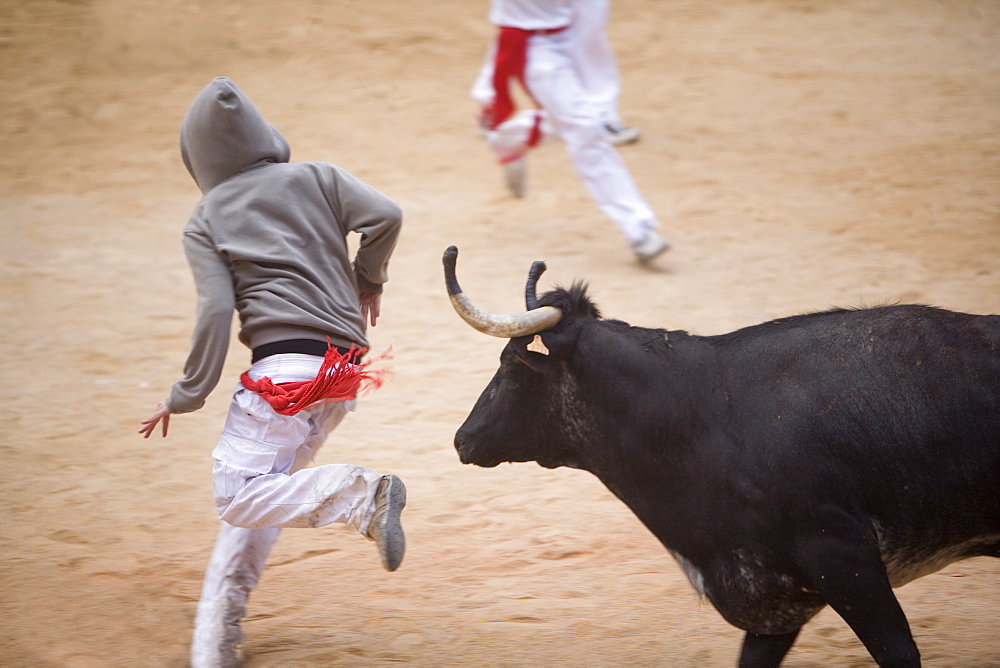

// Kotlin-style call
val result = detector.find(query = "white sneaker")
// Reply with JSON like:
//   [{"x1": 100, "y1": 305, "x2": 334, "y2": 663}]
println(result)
[
  {"x1": 605, "y1": 123, "x2": 641, "y2": 146},
  {"x1": 633, "y1": 231, "x2": 671, "y2": 263},
  {"x1": 503, "y1": 157, "x2": 527, "y2": 198}
]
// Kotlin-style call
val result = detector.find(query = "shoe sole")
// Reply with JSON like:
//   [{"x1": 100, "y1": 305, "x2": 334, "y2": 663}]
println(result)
[
  {"x1": 608, "y1": 132, "x2": 641, "y2": 146},
  {"x1": 636, "y1": 241, "x2": 671, "y2": 264},
  {"x1": 605, "y1": 125, "x2": 641, "y2": 146},
  {"x1": 373, "y1": 475, "x2": 406, "y2": 572}
]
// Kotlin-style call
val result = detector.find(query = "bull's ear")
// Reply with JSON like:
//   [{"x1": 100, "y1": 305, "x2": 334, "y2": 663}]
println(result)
[{"x1": 511, "y1": 329, "x2": 573, "y2": 373}]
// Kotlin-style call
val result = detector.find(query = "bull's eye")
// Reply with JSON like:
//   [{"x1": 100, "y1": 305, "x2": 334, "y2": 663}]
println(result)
[{"x1": 515, "y1": 354, "x2": 546, "y2": 373}]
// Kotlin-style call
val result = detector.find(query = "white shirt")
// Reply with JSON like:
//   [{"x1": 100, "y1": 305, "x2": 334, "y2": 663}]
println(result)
[{"x1": 489, "y1": 0, "x2": 576, "y2": 31}]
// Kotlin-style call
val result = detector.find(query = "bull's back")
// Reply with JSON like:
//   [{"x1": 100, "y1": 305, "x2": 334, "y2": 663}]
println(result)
[{"x1": 717, "y1": 307, "x2": 999, "y2": 575}]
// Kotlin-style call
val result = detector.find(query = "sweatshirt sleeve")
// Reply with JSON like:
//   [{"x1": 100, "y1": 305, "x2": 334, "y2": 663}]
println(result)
[
  {"x1": 167, "y1": 226, "x2": 236, "y2": 414},
  {"x1": 326, "y1": 165, "x2": 402, "y2": 293}
]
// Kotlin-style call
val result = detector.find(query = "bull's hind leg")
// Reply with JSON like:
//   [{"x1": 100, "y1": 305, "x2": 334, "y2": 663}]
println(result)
[
  {"x1": 738, "y1": 628, "x2": 800, "y2": 667},
  {"x1": 797, "y1": 513, "x2": 920, "y2": 667}
]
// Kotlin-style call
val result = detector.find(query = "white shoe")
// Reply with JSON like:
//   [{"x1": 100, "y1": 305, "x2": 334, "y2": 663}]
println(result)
[
  {"x1": 605, "y1": 123, "x2": 641, "y2": 146},
  {"x1": 633, "y1": 231, "x2": 671, "y2": 263},
  {"x1": 503, "y1": 157, "x2": 527, "y2": 198}
]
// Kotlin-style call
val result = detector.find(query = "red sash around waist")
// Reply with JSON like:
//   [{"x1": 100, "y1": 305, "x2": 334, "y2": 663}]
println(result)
[{"x1": 240, "y1": 343, "x2": 389, "y2": 416}]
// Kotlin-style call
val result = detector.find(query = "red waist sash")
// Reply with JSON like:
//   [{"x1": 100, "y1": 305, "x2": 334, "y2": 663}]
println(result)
[{"x1": 240, "y1": 343, "x2": 389, "y2": 416}]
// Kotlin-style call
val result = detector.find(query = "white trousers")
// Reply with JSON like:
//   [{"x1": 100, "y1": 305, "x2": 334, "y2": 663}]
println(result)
[
  {"x1": 191, "y1": 353, "x2": 385, "y2": 668},
  {"x1": 471, "y1": 0, "x2": 620, "y2": 125},
  {"x1": 475, "y1": 27, "x2": 658, "y2": 244},
  {"x1": 521, "y1": 28, "x2": 656, "y2": 244},
  {"x1": 568, "y1": 0, "x2": 622, "y2": 127}
]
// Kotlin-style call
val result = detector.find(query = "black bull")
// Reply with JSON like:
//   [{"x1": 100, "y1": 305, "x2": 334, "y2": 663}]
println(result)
[{"x1": 443, "y1": 247, "x2": 999, "y2": 667}]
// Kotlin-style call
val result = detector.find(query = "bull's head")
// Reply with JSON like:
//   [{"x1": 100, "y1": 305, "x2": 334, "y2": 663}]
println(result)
[{"x1": 444, "y1": 246, "x2": 601, "y2": 470}]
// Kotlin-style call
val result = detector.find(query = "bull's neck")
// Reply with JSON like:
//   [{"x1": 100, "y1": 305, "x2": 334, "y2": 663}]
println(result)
[
  {"x1": 573, "y1": 327, "x2": 723, "y2": 554},
  {"x1": 583, "y1": 438, "x2": 709, "y2": 555}
]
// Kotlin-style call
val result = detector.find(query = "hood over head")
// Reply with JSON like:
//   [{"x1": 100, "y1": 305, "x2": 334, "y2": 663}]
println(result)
[{"x1": 180, "y1": 77, "x2": 291, "y2": 193}]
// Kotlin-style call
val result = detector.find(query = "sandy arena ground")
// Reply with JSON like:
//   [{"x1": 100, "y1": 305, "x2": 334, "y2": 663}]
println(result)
[{"x1": 2, "y1": 1, "x2": 998, "y2": 665}]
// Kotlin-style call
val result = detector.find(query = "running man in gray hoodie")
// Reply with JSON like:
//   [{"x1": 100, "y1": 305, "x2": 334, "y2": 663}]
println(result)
[{"x1": 139, "y1": 77, "x2": 405, "y2": 667}]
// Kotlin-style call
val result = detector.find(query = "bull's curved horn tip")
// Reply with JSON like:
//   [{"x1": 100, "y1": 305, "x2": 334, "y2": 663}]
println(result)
[
  {"x1": 526, "y1": 260, "x2": 547, "y2": 309},
  {"x1": 442, "y1": 246, "x2": 462, "y2": 296}
]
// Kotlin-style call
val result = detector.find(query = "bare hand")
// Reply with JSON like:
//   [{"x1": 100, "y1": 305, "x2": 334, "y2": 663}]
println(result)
[
  {"x1": 359, "y1": 291, "x2": 382, "y2": 328},
  {"x1": 139, "y1": 399, "x2": 172, "y2": 438}
]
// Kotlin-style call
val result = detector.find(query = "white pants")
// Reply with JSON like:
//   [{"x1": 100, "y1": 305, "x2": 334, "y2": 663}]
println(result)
[
  {"x1": 568, "y1": 0, "x2": 622, "y2": 127},
  {"x1": 521, "y1": 28, "x2": 657, "y2": 244},
  {"x1": 475, "y1": 27, "x2": 658, "y2": 244},
  {"x1": 191, "y1": 353, "x2": 385, "y2": 667},
  {"x1": 471, "y1": 0, "x2": 620, "y2": 125}
]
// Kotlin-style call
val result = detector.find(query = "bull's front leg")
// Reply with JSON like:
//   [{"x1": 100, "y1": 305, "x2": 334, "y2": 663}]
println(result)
[
  {"x1": 795, "y1": 512, "x2": 920, "y2": 667},
  {"x1": 738, "y1": 628, "x2": 801, "y2": 667}
]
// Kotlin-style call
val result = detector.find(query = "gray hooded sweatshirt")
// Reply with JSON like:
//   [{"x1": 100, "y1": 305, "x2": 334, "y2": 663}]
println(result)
[{"x1": 167, "y1": 77, "x2": 402, "y2": 414}]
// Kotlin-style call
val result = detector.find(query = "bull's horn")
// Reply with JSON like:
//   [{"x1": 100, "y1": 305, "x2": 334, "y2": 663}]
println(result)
[
  {"x1": 525, "y1": 260, "x2": 546, "y2": 309},
  {"x1": 443, "y1": 246, "x2": 562, "y2": 338}
]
